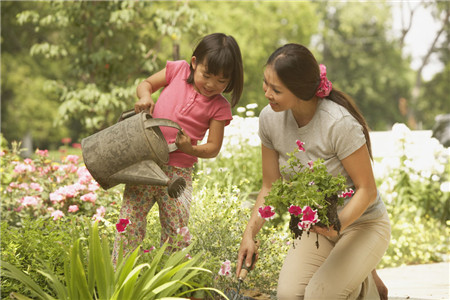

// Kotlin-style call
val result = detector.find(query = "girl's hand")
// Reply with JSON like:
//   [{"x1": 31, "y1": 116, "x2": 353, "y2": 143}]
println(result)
[
  {"x1": 175, "y1": 130, "x2": 193, "y2": 154},
  {"x1": 310, "y1": 225, "x2": 339, "y2": 238},
  {"x1": 135, "y1": 96, "x2": 155, "y2": 115}
]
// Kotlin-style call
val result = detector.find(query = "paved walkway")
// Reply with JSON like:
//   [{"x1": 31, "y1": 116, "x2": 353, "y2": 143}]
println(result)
[{"x1": 377, "y1": 262, "x2": 449, "y2": 300}]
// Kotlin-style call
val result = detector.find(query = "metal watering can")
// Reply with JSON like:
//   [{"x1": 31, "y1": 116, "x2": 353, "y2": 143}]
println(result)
[{"x1": 81, "y1": 110, "x2": 186, "y2": 198}]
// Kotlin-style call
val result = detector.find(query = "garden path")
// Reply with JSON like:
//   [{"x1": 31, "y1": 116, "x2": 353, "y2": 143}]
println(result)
[{"x1": 378, "y1": 262, "x2": 449, "y2": 300}]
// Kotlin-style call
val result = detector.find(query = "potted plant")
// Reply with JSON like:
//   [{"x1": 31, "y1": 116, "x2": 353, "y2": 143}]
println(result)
[{"x1": 258, "y1": 140, "x2": 354, "y2": 248}]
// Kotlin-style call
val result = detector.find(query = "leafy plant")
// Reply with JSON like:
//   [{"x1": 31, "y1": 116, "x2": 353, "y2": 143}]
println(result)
[
  {"x1": 262, "y1": 140, "x2": 349, "y2": 238},
  {"x1": 1, "y1": 221, "x2": 228, "y2": 300}
]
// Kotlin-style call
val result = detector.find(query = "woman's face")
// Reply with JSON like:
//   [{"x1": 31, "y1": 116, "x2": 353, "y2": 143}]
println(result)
[
  {"x1": 263, "y1": 65, "x2": 300, "y2": 112},
  {"x1": 192, "y1": 56, "x2": 229, "y2": 98}
]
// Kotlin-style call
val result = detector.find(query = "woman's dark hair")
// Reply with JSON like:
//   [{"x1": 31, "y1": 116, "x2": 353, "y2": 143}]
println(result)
[
  {"x1": 267, "y1": 43, "x2": 373, "y2": 159},
  {"x1": 187, "y1": 33, "x2": 243, "y2": 107}
]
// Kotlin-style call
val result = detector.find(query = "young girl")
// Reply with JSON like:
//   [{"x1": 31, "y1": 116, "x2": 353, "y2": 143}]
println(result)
[
  {"x1": 236, "y1": 44, "x2": 390, "y2": 299},
  {"x1": 113, "y1": 33, "x2": 243, "y2": 261}
]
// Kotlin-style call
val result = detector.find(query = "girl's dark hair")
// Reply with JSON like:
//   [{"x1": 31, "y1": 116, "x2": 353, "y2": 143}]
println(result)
[
  {"x1": 267, "y1": 43, "x2": 373, "y2": 159},
  {"x1": 187, "y1": 33, "x2": 243, "y2": 107}
]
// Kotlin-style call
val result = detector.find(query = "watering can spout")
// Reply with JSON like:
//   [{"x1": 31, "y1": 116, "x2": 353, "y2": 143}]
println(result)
[
  {"x1": 108, "y1": 160, "x2": 186, "y2": 198},
  {"x1": 81, "y1": 111, "x2": 186, "y2": 198}
]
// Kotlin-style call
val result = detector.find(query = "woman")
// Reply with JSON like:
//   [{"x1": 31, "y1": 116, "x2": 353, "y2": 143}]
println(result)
[{"x1": 236, "y1": 44, "x2": 390, "y2": 299}]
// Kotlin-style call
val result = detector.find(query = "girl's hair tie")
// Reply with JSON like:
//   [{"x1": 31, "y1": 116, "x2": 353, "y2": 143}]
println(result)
[{"x1": 315, "y1": 64, "x2": 332, "y2": 98}]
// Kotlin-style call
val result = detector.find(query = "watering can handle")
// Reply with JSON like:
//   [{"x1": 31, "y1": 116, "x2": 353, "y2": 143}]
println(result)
[{"x1": 144, "y1": 118, "x2": 183, "y2": 153}]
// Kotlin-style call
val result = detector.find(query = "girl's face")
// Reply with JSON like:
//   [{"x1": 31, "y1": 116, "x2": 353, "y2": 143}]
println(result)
[
  {"x1": 191, "y1": 57, "x2": 230, "y2": 98},
  {"x1": 263, "y1": 65, "x2": 300, "y2": 112}
]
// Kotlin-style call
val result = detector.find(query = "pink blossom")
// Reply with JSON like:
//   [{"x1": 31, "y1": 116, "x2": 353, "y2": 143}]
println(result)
[
  {"x1": 0, "y1": 150, "x2": 5, "y2": 156},
  {"x1": 80, "y1": 192, "x2": 97, "y2": 204},
  {"x1": 298, "y1": 206, "x2": 319, "y2": 231},
  {"x1": 258, "y1": 205, "x2": 276, "y2": 220},
  {"x1": 60, "y1": 164, "x2": 78, "y2": 173},
  {"x1": 302, "y1": 206, "x2": 319, "y2": 223},
  {"x1": 13, "y1": 163, "x2": 35, "y2": 174},
  {"x1": 72, "y1": 143, "x2": 82, "y2": 149},
  {"x1": 143, "y1": 246, "x2": 156, "y2": 253},
  {"x1": 92, "y1": 206, "x2": 106, "y2": 221},
  {"x1": 18, "y1": 183, "x2": 29, "y2": 190},
  {"x1": 50, "y1": 192, "x2": 64, "y2": 202},
  {"x1": 288, "y1": 205, "x2": 302, "y2": 216},
  {"x1": 64, "y1": 155, "x2": 79, "y2": 165},
  {"x1": 88, "y1": 182, "x2": 100, "y2": 192},
  {"x1": 308, "y1": 161, "x2": 314, "y2": 170},
  {"x1": 308, "y1": 181, "x2": 315, "y2": 185},
  {"x1": 51, "y1": 210, "x2": 65, "y2": 220},
  {"x1": 339, "y1": 188, "x2": 355, "y2": 198},
  {"x1": 21, "y1": 196, "x2": 39, "y2": 207},
  {"x1": 30, "y1": 183, "x2": 43, "y2": 192},
  {"x1": 296, "y1": 140, "x2": 306, "y2": 152},
  {"x1": 35, "y1": 149, "x2": 48, "y2": 157},
  {"x1": 176, "y1": 226, "x2": 191, "y2": 243},
  {"x1": 68, "y1": 205, "x2": 79, "y2": 213},
  {"x1": 116, "y1": 218, "x2": 131, "y2": 233},
  {"x1": 218, "y1": 260, "x2": 232, "y2": 277},
  {"x1": 61, "y1": 137, "x2": 72, "y2": 144},
  {"x1": 77, "y1": 166, "x2": 93, "y2": 184}
]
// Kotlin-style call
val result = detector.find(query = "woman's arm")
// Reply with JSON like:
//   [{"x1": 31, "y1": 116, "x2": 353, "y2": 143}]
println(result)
[
  {"x1": 312, "y1": 143, "x2": 377, "y2": 237},
  {"x1": 135, "y1": 68, "x2": 167, "y2": 115},
  {"x1": 236, "y1": 144, "x2": 281, "y2": 276},
  {"x1": 175, "y1": 119, "x2": 226, "y2": 159}
]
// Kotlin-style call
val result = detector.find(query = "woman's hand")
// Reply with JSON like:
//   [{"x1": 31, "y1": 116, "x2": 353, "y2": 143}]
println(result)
[
  {"x1": 310, "y1": 224, "x2": 339, "y2": 238},
  {"x1": 236, "y1": 236, "x2": 259, "y2": 278}
]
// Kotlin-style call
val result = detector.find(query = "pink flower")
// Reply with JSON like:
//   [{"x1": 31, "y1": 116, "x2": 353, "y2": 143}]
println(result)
[
  {"x1": 258, "y1": 205, "x2": 276, "y2": 220},
  {"x1": 21, "y1": 196, "x2": 39, "y2": 207},
  {"x1": 88, "y1": 182, "x2": 99, "y2": 192},
  {"x1": 296, "y1": 140, "x2": 306, "y2": 152},
  {"x1": 143, "y1": 246, "x2": 156, "y2": 253},
  {"x1": 61, "y1": 137, "x2": 72, "y2": 144},
  {"x1": 339, "y1": 188, "x2": 355, "y2": 198},
  {"x1": 80, "y1": 192, "x2": 97, "y2": 204},
  {"x1": 35, "y1": 149, "x2": 48, "y2": 157},
  {"x1": 50, "y1": 192, "x2": 64, "y2": 202},
  {"x1": 77, "y1": 167, "x2": 93, "y2": 184},
  {"x1": 64, "y1": 155, "x2": 79, "y2": 165},
  {"x1": 51, "y1": 210, "x2": 65, "y2": 220},
  {"x1": 68, "y1": 205, "x2": 79, "y2": 213},
  {"x1": 30, "y1": 183, "x2": 43, "y2": 192},
  {"x1": 218, "y1": 260, "x2": 232, "y2": 277},
  {"x1": 116, "y1": 218, "x2": 131, "y2": 233},
  {"x1": 176, "y1": 226, "x2": 191, "y2": 243},
  {"x1": 13, "y1": 163, "x2": 35, "y2": 173},
  {"x1": 288, "y1": 205, "x2": 302, "y2": 216},
  {"x1": 302, "y1": 206, "x2": 319, "y2": 223},
  {"x1": 308, "y1": 161, "x2": 314, "y2": 170},
  {"x1": 72, "y1": 143, "x2": 82, "y2": 149}
]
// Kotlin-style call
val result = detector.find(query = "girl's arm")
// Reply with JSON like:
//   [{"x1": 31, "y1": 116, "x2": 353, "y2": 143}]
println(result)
[
  {"x1": 135, "y1": 68, "x2": 167, "y2": 115},
  {"x1": 312, "y1": 143, "x2": 377, "y2": 237},
  {"x1": 175, "y1": 119, "x2": 226, "y2": 159},
  {"x1": 236, "y1": 144, "x2": 281, "y2": 276}
]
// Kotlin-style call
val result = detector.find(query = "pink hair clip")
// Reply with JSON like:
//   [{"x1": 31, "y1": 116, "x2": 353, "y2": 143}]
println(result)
[{"x1": 315, "y1": 64, "x2": 332, "y2": 98}]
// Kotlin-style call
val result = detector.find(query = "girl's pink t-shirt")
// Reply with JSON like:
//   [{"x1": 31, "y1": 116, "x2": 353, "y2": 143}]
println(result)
[{"x1": 152, "y1": 60, "x2": 233, "y2": 168}]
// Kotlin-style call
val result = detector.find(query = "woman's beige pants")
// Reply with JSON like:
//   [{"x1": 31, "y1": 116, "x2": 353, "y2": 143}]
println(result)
[{"x1": 277, "y1": 212, "x2": 391, "y2": 299}]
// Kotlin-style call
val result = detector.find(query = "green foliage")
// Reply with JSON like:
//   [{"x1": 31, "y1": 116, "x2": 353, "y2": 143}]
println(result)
[
  {"x1": 317, "y1": 1, "x2": 413, "y2": 130},
  {"x1": 2, "y1": 221, "x2": 227, "y2": 300}
]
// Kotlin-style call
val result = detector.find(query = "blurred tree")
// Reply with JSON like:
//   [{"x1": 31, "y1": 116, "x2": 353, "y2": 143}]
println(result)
[
  {"x1": 316, "y1": 1, "x2": 413, "y2": 130},
  {"x1": 195, "y1": 1, "x2": 319, "y2": 115},
  {"x1": 405, "y1": 1, "x2": 449, "y2": 129},
  {"x1": 1, "y1": 1, "x2": 69, "y2": 152}
]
